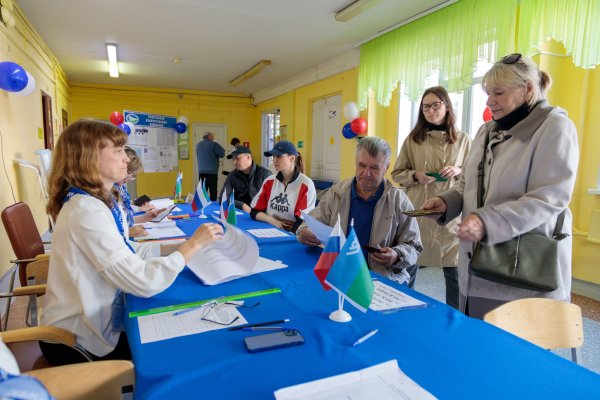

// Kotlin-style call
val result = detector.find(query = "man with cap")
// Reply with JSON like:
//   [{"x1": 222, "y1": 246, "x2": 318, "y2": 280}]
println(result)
[
  {"x1": 196, "y1": 132, "x2": 225, "y2": 201},
  {"x1": 219, "y1": 146, "x2": 272, "y2": 212}
]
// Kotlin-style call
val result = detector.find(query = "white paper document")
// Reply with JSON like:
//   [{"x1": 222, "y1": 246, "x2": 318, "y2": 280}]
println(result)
[
  {"x1": 141, "y1": 220, "x2": 177, "y2": 229},
  {"x1": 301, "y1": 211, "x2": 333, "y2": 244},
  {"x1": 134, "y1": 226, "x2": 186, "y2": 241},
  {"x1": 150, "y1": 197, "x2": 175, "y2": 209},
  {"x1": 138, "y1": 304, "x2": 247, "y2": 344},
  {"x1": 274, "y1": 359, "x2": 436, "y2": 400},
  {"x1": 247, "y1": 228, "x2": 292, "y2": 238},
  {"x1": 369, "y1": 280, "x2": 427, "y2": 312},
  {"x1": 186, "y1": 223, "x2": 260, "y2": 285},
  {"x1": 254, "y1": 256, "x2": 287, "y2": 274}
]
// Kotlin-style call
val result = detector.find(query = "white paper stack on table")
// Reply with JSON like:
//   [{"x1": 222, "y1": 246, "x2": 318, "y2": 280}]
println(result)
[
  {"x1": 149, "y1": 197, "x2": 175, "y2": 209},
  {"x1": 133, "y1": 219, "x2": 186, "y2": 241},
  {"x1": 187, "y1": 223, "x2": 287, "y2": 285}
]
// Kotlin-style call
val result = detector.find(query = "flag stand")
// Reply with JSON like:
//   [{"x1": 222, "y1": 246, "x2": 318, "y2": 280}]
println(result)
[
  {"x1": 199, "y1": 207, "x2": 207, "y2": 219},
  {"x1": 329, "y1": 294, "x2": 351, "y2": 322}
]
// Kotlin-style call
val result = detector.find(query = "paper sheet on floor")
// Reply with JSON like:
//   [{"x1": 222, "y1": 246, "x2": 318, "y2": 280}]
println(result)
[
  {"x1": 369, "y1": 280, "x2": 427, "y2": 312},
  {"x1": 274, "y1": 359, "x2": 436, "y2": 400},
  {"x1": 138, "y1": 304, "x2": 247, "y2": 344}
]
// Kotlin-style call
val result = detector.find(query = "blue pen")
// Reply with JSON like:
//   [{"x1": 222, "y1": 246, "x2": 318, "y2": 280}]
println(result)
[{"x1": 352, "y1": 329, "x2": 379, "y2": 347}]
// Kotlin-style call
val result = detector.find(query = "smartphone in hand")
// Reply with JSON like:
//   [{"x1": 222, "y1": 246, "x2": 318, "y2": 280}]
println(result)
[{"x1": 361, "y1": 244, "x2": 383, "y2": 253}]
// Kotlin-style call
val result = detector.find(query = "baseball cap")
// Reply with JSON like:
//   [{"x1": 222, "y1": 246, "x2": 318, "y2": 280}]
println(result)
[
  {"x1": 264, "y1": 140, "x2": 298, "y2": 157},
  {"x1": 227, "y1": 146, "x2": 252, "y2": 159}
]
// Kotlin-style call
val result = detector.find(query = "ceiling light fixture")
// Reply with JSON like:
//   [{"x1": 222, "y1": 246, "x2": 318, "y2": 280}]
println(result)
[
  {"x1": 229, "y1": 60, "x2": 272, "y2": 87},
  {"x1": 335, "y1": 0, "x2": 383, "y2": 22},
  {"x1": 106, "y1": 43, "x2": 119, "y2": 78}
]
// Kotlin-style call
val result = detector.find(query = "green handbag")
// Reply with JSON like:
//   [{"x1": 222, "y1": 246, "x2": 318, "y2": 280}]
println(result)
[{"x1": 467, "y1": 130, "x2": 567, "y2": 292}]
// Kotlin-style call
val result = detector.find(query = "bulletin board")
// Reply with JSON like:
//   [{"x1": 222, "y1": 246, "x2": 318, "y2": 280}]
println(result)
[{"x1": 124, "y1": 111, "x2": 178, "y2": 172}]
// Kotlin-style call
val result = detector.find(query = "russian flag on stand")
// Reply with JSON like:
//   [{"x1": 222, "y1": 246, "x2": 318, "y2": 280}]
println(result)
[
  {"x1": 314, "y1": 216, "x2": 345, "y2": 290},
  {"x1": 324, "y1": 225, "x2": 374, "y2": 312},
  {"x1": 220, "y1": 190, "x2": 238, "y2": 225},
  {"x1": 191, "y1": 179, "x2": 211, "y2": 212}
]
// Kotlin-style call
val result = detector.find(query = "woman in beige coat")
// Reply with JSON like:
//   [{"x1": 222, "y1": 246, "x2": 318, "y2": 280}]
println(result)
[
  {"x1": 423, "y1": 54, "x2": 578, "y2": 319},
  {"x1": 392, "y1": 86, "x2": 471, "y2": 308}
]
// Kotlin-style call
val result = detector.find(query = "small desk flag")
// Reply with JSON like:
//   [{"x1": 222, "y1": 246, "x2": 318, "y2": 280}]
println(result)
[
  {"x1": 227, "y1": 190, "x2": 237, "y2": 225},
  {"x1": 192, "y1": 179, "x2": 211, "y2": 212},
  {"x1": 314, "y1": 215, "x2": 345, "y2": 290},
  {"x1": 324, "y1": 226, "x2": 374, "y2": 312},
  {"x1": 174, "y1": 172, "x2": 183, "y2": 199}
]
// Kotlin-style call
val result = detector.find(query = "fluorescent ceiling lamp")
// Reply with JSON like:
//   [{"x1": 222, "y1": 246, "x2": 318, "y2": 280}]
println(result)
[
  {"x1": 335, "y1": 0, "x2": 383, "y2": 22},
  {"x1": 229, "y1": 60, "x2": 272, "y2": 87},
  {"x1": 106, "y1": 43, "x2": 119, "y2": 78}
]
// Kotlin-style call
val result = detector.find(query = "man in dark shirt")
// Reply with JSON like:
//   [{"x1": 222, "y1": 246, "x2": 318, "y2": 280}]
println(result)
[{"x1": 219, "y1": 146, "x2": 272, "y2": 212}]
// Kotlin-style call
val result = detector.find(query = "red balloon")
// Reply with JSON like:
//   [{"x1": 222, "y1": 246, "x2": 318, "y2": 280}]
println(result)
[
  {"x1": 482, "y1": 107, "x2": 493, "y2": 122},
  {"x1": 350, "y1": 117, "x2": 368, "y2": 134},
  {"x1": 110, "y1": 111, "x2": 124, "y2": 125}
]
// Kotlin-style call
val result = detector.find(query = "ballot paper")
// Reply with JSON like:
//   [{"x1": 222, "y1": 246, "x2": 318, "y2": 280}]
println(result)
[
  {"x1": 150, "y1": 198, "x2": 175, "y2": 209},
  {"x1": 369, "y1": 280, "x2": 427, "y2": 312},
  {"x1": 274, "y1": 359, "x2": 436, "y2": 400},
  {"x1": 138, "y1": 303, "x2": 247, "y2": 344},
  {"x1": 301, "y1": 211, "x2": 333, "y2": 244},
  {"x1": 134, "y1": 226, "x2": 186, "y2": 241},
  {"x1": 186, "y1": 223, "x2": 260, "y2": 285},
  {"x1": 141, "y1": 220, "x2": 177, "y2": 229}
]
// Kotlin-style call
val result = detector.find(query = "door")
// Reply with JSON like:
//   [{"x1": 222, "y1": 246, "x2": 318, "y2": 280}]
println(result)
[
  {"x1": 192, "y1": 123, "x2": 228, "y2": 196},
  {"x1": 311, "y1": 94, "x2": 341, "y2": 181}
]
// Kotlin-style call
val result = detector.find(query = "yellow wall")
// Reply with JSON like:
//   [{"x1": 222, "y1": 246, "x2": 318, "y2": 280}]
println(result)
[
  {"x1": 70, "y1": 85, "x2": 254, "y2": 197},
  {"x1": 0, "y1": 5, "x2": 70, "y2": 275}
]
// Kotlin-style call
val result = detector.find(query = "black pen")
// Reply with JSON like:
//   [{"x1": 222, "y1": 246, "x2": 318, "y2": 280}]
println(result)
[{"x1": 229, "y1": 318, "x2": 290, "y2": 331}]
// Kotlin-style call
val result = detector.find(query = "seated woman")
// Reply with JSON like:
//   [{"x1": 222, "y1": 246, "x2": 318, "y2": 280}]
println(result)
[
  {"x1": 40, "y1": 119, "x2": 224, "y2": 366},
  {"x1": 249, "y1": 140, "x2": 316, "y2": 233}
]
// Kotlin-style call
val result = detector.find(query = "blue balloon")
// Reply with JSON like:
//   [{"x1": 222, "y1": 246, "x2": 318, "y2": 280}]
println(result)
[
  {"x1": 175, "y1": 122, "x2": 187, "y2": 134},
  {"x1": 342, "y1": 122, "x2": 357, "y2": 139},
  {"x1": 0, "y1": 61, "x2": 28, "y2": 92},
  {"x1": 118, "y1": 123, "x2": 131, "y2": 135}
]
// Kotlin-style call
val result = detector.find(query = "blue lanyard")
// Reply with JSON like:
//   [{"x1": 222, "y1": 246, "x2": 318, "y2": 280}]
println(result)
[
  {"x1": 116, "y1": 184, "x2": 135, "y2": 227},
  {"x1": 64, "y1": 187, "x2": 134, "y2": 253}
]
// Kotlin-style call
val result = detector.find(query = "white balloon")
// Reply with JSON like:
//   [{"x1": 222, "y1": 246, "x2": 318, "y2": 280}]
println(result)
[
  {"x1": 177, "y1": 115, "x2": 189, "y2": 126},
  {"x1": 343, "y1": 102, "x2": 359, "y2": 120},
  {"x1": 124, "y1": 121, "x2": 135, "y2": 132},
  {"x1": 15, "y1": 71, "x2": 36, "y2": 96}
]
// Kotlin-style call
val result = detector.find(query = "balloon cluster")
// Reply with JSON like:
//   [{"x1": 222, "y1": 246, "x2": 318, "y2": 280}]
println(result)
[
  {"x1": 175, "y1": 116, "x2": 189, "y2": 134},
  {"x1": 0, "y1": 61, "x2": 37, "y2": 95},
  {"x1": 341, "y1": 102, "x2": 367, "y2": 139},
  {"x1": 108, "y1": 111, "x2": 134, "y2": 135}
]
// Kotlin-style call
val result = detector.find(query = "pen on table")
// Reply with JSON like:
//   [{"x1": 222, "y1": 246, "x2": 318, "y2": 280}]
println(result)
[
  {"x1": 352, "y1": 329, "x2": 379, "y2": 347},
  {"x1": 242, "y1": 326, "x2": 298, "y2": 332},
  {"x1": 229, "y1": 318, "x2": 290, "y2": 331}
]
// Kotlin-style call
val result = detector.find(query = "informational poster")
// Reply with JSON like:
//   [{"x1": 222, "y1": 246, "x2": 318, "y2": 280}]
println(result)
[{"x1": 124, "y1": 111, "x2": 178, "y2": 172}]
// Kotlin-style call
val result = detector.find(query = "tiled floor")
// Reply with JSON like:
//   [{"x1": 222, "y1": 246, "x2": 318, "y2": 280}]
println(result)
[{"x1": 414, "y1": 266, "x2": 600, "y2": 374}]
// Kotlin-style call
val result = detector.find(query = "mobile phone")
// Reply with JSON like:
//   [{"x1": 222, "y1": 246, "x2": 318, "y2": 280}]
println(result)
[
  {"x1": 425, "y1": 172, "x2": 448, "y2": 182},
  {"x1": 361, "y1": 244, "x2": 383, "y2": 253},
  {"x1": 150, "y1": 205, "x2": 176, "y2": 223},
  {"x1": 133, "y1": 194, "x2": 152, "y2": 207},
  {"x1": 244, "y1": 330, "x2": 305, "y2": 353}
]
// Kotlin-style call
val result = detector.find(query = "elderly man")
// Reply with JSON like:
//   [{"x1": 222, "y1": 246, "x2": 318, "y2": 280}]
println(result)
[
  {"x1": 297, "y1": 136, "x2": 422, "y2": 287},
  {"x1": 219, "y1": 146, "x2": 272, "y2": 212},
  {"x1": 196, "y1": 132, "x2": 225, "y2": 201}
]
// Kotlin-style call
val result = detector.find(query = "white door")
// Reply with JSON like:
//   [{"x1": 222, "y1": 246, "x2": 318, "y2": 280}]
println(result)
[
  {"x1": 311, "y1": 95, "x2": 341, "y2": 181},
  {"x1": 192, "y1": 123, "x2": 228, "y2": 197}
]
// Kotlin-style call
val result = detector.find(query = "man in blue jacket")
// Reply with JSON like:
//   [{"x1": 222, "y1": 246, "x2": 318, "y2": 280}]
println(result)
[{"x1": 196, "y1": 132, "x2": 225, "y2": 200}]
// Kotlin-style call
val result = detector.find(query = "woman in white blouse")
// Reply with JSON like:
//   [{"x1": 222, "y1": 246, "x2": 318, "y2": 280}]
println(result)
[{"x1": 41, "y1": 119, "x2": 224, "y2": 365}]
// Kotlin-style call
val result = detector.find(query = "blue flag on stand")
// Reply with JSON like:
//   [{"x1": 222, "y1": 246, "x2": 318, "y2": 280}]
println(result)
[
  {"x1": 324, "y1": 226, "x2": 374, "y2": 312},
  {"x1": 191, "y1": 179, "x2": 211, "y2": 212},
  {"x1": 174, "y1": 172, "x2": 183, "y2": 199},
  {"x1": 227, "y1": 190, "x2": 237, "y2": 225}
]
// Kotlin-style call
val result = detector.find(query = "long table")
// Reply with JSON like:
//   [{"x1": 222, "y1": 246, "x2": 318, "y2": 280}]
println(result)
[{"x1": 125, "y1": 204, "x2": 600, "y2": 399}]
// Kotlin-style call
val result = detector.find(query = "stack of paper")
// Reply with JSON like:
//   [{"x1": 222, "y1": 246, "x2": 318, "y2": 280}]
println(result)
[{"x1": 150, "y1": 197, "x2": 175, "y2": 209}]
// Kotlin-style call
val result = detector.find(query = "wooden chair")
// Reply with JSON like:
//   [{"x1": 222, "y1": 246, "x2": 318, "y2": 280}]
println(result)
[
  {"x1": 484, "y1": 298, "x2": 584, "y2": 363},
  {"x1": 2, "y1": 327, "x2": 134, "y2": 399}
]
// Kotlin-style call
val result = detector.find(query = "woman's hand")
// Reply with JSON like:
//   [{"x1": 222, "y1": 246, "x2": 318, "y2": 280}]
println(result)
[
  {"x1": 176, "y1": 223, "x2": 224, "y2": 263},
  {"x1": 370, "y1": 247, "x2": 399, "y2": 267},
  {"x1": 136, "y1": 208, "x2": 166, "y2": 223},
  {"x1": 414, "y1": 171, "x2": 436, "y2": 184},
  {"x1": 457, "y1": 214, "x2": 485, "y2": 242},
  {"x1": 421, "y1": 197, "x2": 447, "y2": 219},
  {"x1": 439, "y1": 166, "x2": 461, "y2": 178},
  {"x1": 129, "y1": 225, "x2": 148, "y2": 238},
  {"x1": 276, "y1": 218, "x2": 294, "y2": 231}
]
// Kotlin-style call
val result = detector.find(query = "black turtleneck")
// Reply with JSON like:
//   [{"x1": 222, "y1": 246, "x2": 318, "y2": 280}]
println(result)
[
  {"x1": 426, "y1": 122, "x2": 447, "y2": 131},
  {"x1": 494, "y1": 102, "x2": 531, "y2": 131}
]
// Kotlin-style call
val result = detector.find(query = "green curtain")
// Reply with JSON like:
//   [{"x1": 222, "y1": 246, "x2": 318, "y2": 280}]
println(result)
[
  {"x1": 358, "y1": 0, "x2": 517, "y2": 107},
  {"x1": 518, "y1": 0, "x2": 600, "y2": 68}
]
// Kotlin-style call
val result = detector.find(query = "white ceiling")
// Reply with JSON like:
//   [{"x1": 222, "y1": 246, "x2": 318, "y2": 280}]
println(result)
[{"x1": 17, "y1": 0, "x2": 452, "y2": 95}]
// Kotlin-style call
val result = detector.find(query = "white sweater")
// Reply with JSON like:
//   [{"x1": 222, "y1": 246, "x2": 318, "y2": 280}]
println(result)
[{"x1": 41, "y1": 195, "x2": 185, "y2": 356}]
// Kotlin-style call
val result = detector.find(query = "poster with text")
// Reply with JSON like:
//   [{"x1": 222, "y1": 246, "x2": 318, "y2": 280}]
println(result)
[{"x1": 124, "y1": 111, "x2": 178, "y2": 172}]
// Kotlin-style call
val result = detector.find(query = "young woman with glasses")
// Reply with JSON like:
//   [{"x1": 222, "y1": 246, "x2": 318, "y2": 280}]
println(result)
[
  {"x1": 392, "y1": 86, "x2": 472, "y2": 309},
  {"x1": 422, "y1": 54, "x2": 579, "y2": 319}
]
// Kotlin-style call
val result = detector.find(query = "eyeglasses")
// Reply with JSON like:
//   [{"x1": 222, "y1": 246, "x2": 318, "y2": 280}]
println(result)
[
  {"x1": 500, "y1": 53, "x2": 523, "y2": 65},
  {"x1": 199, "y1": 298, "x2": 260, "y2": 326},
  {"x1": 422, "y1": 101, "x2": 444, "y2": 112}
]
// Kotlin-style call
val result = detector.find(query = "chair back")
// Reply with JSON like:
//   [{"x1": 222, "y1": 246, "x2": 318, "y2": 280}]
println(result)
[
  {"x1": 484, "y1": 298, "x2": 584, "y2": 360},
  {"x1": 2, "y1": 202, "x2": 45, "y2": 286}
]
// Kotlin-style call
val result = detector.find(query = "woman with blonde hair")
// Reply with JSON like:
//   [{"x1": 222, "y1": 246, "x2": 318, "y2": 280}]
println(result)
[{"x1": 41, "y1": 119, "x2": 224, "y2": 365}]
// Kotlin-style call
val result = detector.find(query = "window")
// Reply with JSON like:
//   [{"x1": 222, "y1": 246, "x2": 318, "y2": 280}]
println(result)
[{"x1": 261, "y1": 109, "x2": 280, "y2": 169}]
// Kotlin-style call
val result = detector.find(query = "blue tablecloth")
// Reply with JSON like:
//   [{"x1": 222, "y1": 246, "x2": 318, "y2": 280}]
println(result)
[{"x1": 126, "y1": 204, "x2": 600, "y2": 399}]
